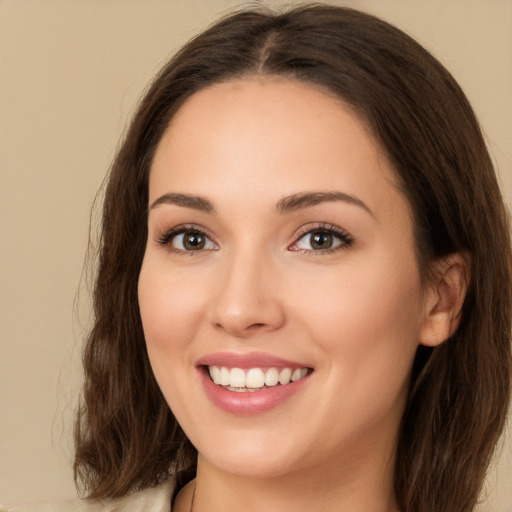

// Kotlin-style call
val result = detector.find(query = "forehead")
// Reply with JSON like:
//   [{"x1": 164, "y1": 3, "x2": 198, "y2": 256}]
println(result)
[
  {"x1": 157, "y1": 77, "x2": 376, "y2": 161},
  {"x1": 150, "y1": 77, "x2": 408, "y2": 224}
]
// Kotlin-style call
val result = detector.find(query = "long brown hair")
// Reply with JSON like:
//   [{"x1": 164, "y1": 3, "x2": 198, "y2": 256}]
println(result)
[{"x1": 74, "y1": 5, "x2": 512, "y2": 511}]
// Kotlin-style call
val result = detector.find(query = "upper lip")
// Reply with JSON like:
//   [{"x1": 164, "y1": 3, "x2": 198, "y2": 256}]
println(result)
[{"x1": 196, "y1": 352, "x2": 312, "y2": 370}]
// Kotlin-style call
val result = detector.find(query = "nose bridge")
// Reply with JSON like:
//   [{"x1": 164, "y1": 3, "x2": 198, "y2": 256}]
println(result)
[{"x1": 209, "y1": 243, "x2": 284, "y2": 337}]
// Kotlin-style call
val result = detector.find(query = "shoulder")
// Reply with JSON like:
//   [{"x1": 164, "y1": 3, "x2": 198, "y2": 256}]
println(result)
[{"x1": 0, "y1": 481, "x2": 173, "y2": 512}]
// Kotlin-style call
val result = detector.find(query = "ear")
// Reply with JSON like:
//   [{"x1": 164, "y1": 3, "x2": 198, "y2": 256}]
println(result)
[{"x1": 419, "y1": 252, "x2": 470, "y2": 347}]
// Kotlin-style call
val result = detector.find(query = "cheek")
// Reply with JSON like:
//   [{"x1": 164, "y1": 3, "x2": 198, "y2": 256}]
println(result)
[
  {"x1": 137, "y1": 257, "x2": 208, "y2": 381},
  {"x1": 304, "y1": 247, "x2": 422, "y2": 341},
  {"x1": 137, "y1": 257, "x2": 212, "y2": 423},
  {"x1": 139, "y1": 259, "x2": 201, "y2": 337},
  {"x1": 290, "y1": 253, "x2": 424, "y2": 393}
]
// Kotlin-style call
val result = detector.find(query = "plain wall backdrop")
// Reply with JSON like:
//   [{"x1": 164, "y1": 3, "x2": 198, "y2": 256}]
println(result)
[{"x1": 1, "y1": 0, "x2": 511, "y2": 509}]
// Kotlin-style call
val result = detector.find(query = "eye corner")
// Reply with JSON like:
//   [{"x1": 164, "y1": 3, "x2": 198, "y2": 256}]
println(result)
[
  {"x1": 153, "y1": 224, "x2": 219, "y2": 254},
  {"x1": 289, "y1": 223, "x2": 354, "y2": 255}
]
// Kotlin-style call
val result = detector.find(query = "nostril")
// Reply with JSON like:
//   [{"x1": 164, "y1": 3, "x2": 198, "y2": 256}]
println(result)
[
  {"x1": 248, "y1": 323, "x2": 266, "y2": 329},
  {"x1": 209, "y1": 299, "x2": 286, "y2": 337}
]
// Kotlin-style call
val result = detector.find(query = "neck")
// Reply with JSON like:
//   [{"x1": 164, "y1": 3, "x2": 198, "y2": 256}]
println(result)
[{"x1": 187, "y1": 451, "x2": 399, "y2": 512}]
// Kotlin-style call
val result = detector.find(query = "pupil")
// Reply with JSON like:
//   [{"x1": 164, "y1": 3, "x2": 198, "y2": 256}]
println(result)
[
  {"x1": 311, "y1": 232, "x2": 332, "y2": 249},
  {"x1": 184, "y1": 233, "x2": 205, "y2": 250}
]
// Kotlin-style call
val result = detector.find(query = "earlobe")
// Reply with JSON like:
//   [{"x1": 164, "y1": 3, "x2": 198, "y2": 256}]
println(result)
[{"x1": 419, "y1": 253, "x2": 470, "y2": 347}]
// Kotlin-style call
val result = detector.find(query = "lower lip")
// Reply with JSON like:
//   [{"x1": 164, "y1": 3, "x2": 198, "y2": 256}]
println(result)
[{"x1": 198, "y1": 367, "x2": 310, "y2": 415}]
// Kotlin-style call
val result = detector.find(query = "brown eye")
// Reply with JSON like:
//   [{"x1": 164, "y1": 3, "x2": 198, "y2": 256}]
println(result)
[
  {"x1": 290, "y1": 226, "x2": 354, "y2": 253},
  {"x1": 168, "y1": 230, "x2": 217, "y2": 252},
  {"x1": 181, "y1": 232, "x2": 206, "y2": 250},
  {"x1": 310, "y1": 232, "x2": 333, "y2": 250},
  {"x1": 295, "y1": 230, "x2": 338, "y2": 251}
]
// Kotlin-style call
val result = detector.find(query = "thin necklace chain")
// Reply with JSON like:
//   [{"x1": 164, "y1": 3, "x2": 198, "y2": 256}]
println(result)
[
  {"x1": 189, "y1": 481, "x2": 197, "y2": 512},
  {"x1": 186, "y1": 481, "x2": 397, "y2": 512}
]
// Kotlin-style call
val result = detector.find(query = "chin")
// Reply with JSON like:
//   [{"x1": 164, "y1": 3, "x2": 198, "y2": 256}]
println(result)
[
  {"x1": 199, "y1": 448, "x2": 305, "y2": 480},
  {"x1": 191, "y1": 425, "x2": 312, "y2": 479}
]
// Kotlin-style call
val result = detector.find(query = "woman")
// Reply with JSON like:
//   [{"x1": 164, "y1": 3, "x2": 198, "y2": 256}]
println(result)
[{"x1": 6, "y1": 4, "x2": 511, "y2": 512}]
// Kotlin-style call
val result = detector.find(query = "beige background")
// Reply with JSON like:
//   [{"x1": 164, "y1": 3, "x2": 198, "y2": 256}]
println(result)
[{"x1": 0, "y1": 0, "x2": 511, "y2": 509}]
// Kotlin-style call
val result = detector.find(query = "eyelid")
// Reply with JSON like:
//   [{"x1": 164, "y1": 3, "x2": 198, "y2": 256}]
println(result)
[
  {"x1": 288, "y1": 223, "x2": 354, "y2": 253},
  {"x1": 155, "y1": 223, "x2": 218, "y2": 253},
  {"x1": 153, "y1": 222, "x2": 353, "y2": 254}
]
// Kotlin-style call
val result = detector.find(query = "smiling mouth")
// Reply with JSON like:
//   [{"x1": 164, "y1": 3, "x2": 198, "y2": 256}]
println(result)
[{"x1": 205, "y1": 365, "x2": 312, "y2": 392}]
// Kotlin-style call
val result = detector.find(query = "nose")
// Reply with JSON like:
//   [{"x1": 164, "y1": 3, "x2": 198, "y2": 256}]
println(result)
[{"x1": 208, "y1": 250, "x2": 286, "y2": 339}]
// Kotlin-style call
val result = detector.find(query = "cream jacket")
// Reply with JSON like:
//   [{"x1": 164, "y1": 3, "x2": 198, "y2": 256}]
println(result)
[{"x1": 0, "y1": 482, "x2": 173, "y2": 512}]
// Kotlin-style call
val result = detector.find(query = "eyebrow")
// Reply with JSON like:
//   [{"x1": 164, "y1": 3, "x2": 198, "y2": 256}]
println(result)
[
  {"x1": 149, "y1": 190, "x2": 374, "y2": 218},
  {"x1": 275, "y1": 191, "x2": 374, "y2": 217},
  {"x1": 150, "y1": 193, "x2": 216, "y2": 213}
]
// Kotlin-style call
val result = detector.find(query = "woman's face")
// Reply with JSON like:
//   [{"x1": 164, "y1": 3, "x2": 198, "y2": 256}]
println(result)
[{"x1": 138, "y1": 78, "x2": 430, "y2": 480}]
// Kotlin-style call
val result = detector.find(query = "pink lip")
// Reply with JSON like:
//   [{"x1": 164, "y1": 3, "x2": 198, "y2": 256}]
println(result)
[
  {"x1": 196, "y1": 352, "x2": 313, "y2": 415},
  {"x1": 196, "y1": 351, "x2": 308, "y2": 369}
]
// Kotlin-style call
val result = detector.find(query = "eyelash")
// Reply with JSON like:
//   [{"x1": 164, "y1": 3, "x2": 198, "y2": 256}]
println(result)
[
  {"x1": 155, "y1": 223, "x2": 354, "y2": 255},
  {"x1": 156, "y1": 224, "x2": 218, "y2": 255},
  {"x1": 289, "y1": 223, "x2": 354, "y2": 255}
]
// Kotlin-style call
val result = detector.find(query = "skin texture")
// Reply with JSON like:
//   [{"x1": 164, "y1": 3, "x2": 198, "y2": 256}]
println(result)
[{"x1": 138, "y1": 78, "x2": 464, "y2": 512}]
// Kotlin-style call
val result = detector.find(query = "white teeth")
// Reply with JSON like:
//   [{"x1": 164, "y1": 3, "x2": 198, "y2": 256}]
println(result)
[
  {"x1": 264, "y1": 368, "x2": 279, "y2": 386},
  {"x1": 207, "y1": 365, "x2": 309, "y2": 389},
  {"x1": 230, "y1": 368, "x2": 246, "y2": 388},
  {"x1": 220, "y1": 366, "x2": 230, "y2": 386},
  {"x1": 246, "y1": 368, "x2": 265, "y2": 388},
  {"x1": 278, "y1": 368, "x2": 292, "y2": 385},
  {"x1": 291, "y1": 368, "x2": 303, "y2": 382},
  {"x1": 210, "y1": 365, "x2": 221, "y2": 384}
]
